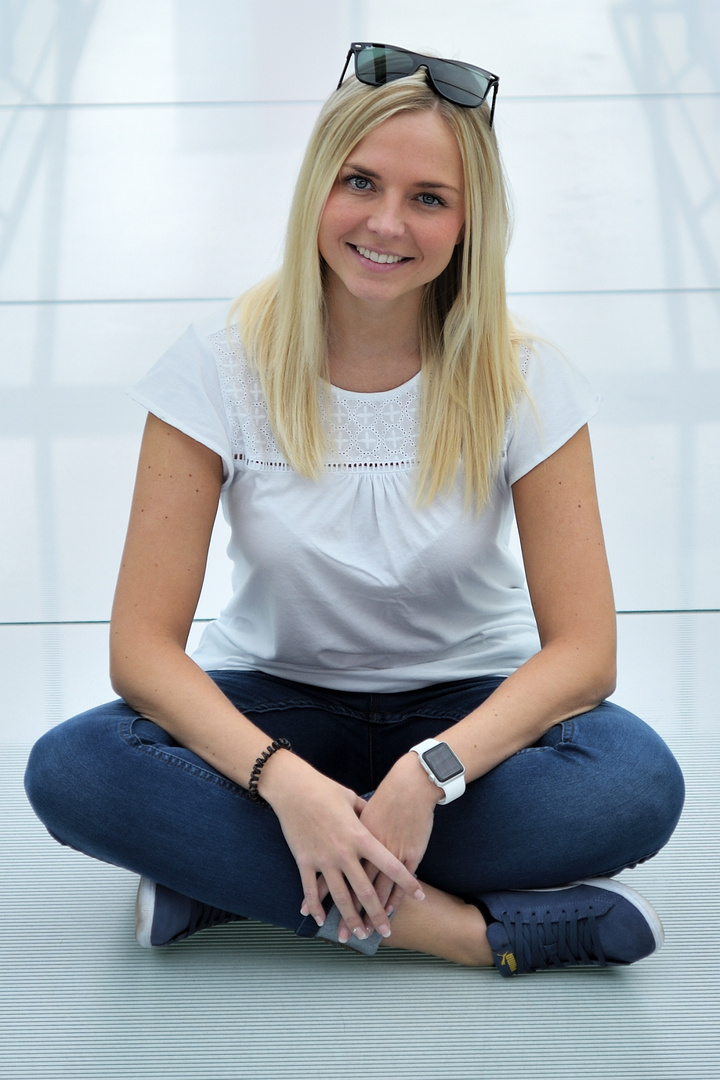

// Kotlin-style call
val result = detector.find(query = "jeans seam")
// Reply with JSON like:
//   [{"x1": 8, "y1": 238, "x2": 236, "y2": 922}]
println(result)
[
  {"x1": 561, "y1": 718, "x2": 577, "y2": 745},
  {"x1": 121, "y1": 724, "x2": 245, "y2": 796},
  {"x1": 235, "y1": 697, "x2": 366, "y2": 721},
  {"x1": 373, "y1": 708, "x2": 471, "y2": 725}
]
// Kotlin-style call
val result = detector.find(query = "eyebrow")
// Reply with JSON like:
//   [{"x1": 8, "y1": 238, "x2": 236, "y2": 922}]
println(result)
[{"x1": 341, "y1": 161, "x2": 461, "y2": 195}]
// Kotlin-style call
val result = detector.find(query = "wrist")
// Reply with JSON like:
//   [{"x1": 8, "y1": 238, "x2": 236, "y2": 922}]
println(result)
[
  {"x1": 252, "y1": 741, "x2": 294, "y2": 804},
  {"x1": 398, "y1": 752, "x2": 445, "y2": 805}
]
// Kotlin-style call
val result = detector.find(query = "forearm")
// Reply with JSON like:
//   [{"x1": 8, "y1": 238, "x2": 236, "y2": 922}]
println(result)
[
  {"x1": 110, "y1": 635, "x2": 279, "y2": 790},
  {"x1": 437, "y1": 637, "x2": 616, "y2": 783}
]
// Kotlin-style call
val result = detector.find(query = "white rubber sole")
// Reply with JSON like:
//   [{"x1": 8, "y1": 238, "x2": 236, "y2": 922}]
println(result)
[{"x1": 134, "y1": 876, "x2": 157, "y2": 949}]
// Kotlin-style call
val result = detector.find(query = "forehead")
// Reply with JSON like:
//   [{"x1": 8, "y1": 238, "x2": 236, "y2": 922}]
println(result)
[{"x1": 343, "y1": 110, "x2": 463, "y2": 182}]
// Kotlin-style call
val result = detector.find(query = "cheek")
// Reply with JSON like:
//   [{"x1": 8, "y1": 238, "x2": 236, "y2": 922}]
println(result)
[
  {"x1": 319, "y1": 192, "x2": 354, "y2": 239},
  {"x1": 430, "y1": 218, "x2": 465, "y2": 259}
]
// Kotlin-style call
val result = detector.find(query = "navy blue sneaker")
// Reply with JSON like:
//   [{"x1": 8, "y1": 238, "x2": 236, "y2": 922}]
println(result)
[
  {"x1": 477, "y1": 878, "x2": 664, "y2": 977},
  {"x1": 135, "y1": 877, "x2": 245, "y2": 947}
]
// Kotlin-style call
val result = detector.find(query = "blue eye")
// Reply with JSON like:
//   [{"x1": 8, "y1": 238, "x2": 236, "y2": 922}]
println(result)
[
  {"x1": 345, "y1": 174, "x2": 373, "y2": 191},
  {"x1": 418, "y1": 192, "x2": 444, "y2": 207}
]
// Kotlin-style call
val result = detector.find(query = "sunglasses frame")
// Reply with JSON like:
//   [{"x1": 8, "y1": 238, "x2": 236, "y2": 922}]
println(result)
[{"x1": 337, "y1": 42, "x2": 499, "y2": 128}]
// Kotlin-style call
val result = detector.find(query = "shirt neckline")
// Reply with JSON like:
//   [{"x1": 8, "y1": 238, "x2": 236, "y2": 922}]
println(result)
[{"x1": 328, "y1": 370, "x2": 422, "y2": 400}]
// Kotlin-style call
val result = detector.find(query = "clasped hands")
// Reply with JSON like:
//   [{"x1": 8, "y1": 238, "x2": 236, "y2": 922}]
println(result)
[{"x1": 259, "y1": 750, "x2": 440, "y2": 943}]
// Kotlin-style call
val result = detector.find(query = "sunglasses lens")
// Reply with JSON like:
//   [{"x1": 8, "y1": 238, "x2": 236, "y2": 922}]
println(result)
[
  {"x1": 348, "y1": 45, "x2": 496, "y2": 118},
  {"x1": 355, "y1": 47, "x2": 416, "y2": 85},
  {"x1": 428, "y1": 59, "x2": 491, "y2": 107}
]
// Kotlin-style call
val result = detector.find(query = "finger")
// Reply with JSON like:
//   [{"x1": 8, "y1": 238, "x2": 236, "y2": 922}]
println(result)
[
  {"x1": 366, "y1": 839, "x2": 426, "y2": 904},
  {"x1": 341, "y1": 844, "x2": 425, "y2": 936},
  {"x1": 298, "y1": 868, "x2": 326, "y2": 927},
  {"x1": 370, "y1": 870, "x2": 395, "y2": 911},
  {"x1": 323, "y1": 871, "x2": 370, "y2": 944},
  {"x1": 384, "y1": 881, "x2": 409, "y2": 916},
  {"x1": 335, "y1": 895, "x2": 365, "y2": 943},
  {"x1": 316, "y1": 874, "x2": 330, "y2": 904},
  {"x1": 344, "y1": 865, "x2": 394, "y2": 939}
]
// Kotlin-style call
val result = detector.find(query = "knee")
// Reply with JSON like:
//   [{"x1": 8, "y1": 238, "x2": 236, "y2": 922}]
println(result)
[
  {"x1": 641, "y1": 730, "x2": 685, "y2": 847},
  {"x1": 25, "y1": 721, "x2": 83, "y2": 837},
  {"x1": 596, "y1": 704, "x2": 685, "y2": 850},
  {"x1": 24, "y1": 702, "x2": 128, "y2": 840}
]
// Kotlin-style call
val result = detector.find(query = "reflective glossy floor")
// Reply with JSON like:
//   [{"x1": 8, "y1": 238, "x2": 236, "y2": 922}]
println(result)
[{"x1": 1, "y1": 2, "x2": 718, "y2": 1077}]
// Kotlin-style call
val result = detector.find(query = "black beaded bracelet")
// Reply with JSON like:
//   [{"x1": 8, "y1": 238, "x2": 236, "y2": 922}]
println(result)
[{"x1": 247, "y1": 738, "x2": 292, "y2": 804}]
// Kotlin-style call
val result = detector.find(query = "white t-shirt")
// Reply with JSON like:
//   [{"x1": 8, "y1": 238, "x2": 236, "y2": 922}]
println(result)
[{"x1": 129, "y1": 311, "x2": 599, "y2": 691}]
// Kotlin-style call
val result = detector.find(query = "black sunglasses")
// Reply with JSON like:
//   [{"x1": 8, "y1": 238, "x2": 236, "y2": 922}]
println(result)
[{"x1": 337, "y1": 42, "x2": 499, "y2": 127}]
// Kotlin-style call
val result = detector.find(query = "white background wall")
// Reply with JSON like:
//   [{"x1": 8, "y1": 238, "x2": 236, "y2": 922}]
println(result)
[{"x1": 1, "y1": 1, "x2": 718, "y2": 648}]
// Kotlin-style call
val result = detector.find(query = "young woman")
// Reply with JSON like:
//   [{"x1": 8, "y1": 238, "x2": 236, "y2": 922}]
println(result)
[{"x1": 25, "y1": 44, "x2": 684, "y2": 976}]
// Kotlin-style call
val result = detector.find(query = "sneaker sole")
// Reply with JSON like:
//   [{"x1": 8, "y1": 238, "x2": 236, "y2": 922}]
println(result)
[{"x1": 135, "y1": 876, "x2": 157, "y2": 949}]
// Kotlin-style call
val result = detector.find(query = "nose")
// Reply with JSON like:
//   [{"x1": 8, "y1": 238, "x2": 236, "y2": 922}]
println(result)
[{"x1": 366, "y1": 194, "x2": 406, "y2": 239}]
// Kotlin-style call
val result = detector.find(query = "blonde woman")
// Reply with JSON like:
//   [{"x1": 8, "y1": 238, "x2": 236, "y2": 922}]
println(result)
[{"x1": 25, "y1": 44, "x2": 684, "y2": 976}]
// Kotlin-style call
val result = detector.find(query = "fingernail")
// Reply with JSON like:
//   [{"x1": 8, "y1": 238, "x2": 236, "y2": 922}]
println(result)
[
  {"x1": 314, "y1": 915, "x2": 324, "y2": 927},
  {"x1": 379, "y1": 924, "x2": 391, "y2": 938},
  {"x1": 300, "y1": 903, "x2": 309, "y2": 916},
  {"x1": 352, "y1": 927, "x2": 368, "y2": 940},
  {"x1": 414, "y1": 888, "x2": 426, "y2": 901},
  {"x1": 385, "y1": 905, "x2": 395, "y2": 917},
  {"x1": 338, "y1": 928, "x2": 350, "y2": 944}
]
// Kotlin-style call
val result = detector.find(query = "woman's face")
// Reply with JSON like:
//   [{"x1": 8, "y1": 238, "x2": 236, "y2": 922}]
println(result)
[{"x1": 318, "y1": 109, "x2": 465, "y2": 313}]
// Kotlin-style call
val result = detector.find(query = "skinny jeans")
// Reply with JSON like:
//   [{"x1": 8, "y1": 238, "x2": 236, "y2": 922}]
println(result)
[{"x1": 24, "y1": 672, "x2": 685, "y2": 941}]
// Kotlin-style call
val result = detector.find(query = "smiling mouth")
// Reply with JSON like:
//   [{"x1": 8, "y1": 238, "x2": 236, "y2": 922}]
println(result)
[{"x1": 352, "y1": 244, "x2": 410, "y2": 265}]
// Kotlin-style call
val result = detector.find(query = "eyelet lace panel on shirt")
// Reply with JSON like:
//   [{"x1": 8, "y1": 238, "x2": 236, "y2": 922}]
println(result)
[
  {"x1": 213, "y1": 329, "x2": 532, "y2": 473},
  {"x1": 212, "y1": 327, "x2": 421, "y2": 473}
]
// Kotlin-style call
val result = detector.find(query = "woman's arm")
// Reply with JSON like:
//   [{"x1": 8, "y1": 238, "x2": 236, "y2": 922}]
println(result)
[
  {"x1": 439, "y1": 422, "x2": 616, "y2": 775},
  {"x1": 358, "y1": 424, "x2": 616, "y2": 913},
  {"x1": 111, "y1": 414, "x2": 423, "y2": 935}
]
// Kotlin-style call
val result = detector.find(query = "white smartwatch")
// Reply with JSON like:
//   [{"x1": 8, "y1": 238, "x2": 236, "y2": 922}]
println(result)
[{"x1": 410, "y1": 739, "x2": 466, "y2": 805}]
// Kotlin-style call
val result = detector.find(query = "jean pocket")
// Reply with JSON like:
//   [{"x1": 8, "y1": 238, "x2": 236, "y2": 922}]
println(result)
[{"x1": 121, "y1": 715, "x2": 243, "y2": 794}]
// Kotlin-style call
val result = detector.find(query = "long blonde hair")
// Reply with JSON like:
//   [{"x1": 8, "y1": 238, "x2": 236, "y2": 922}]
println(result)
[{"x1": 232, "y1": 72, "x2": 526, "y2": 508}]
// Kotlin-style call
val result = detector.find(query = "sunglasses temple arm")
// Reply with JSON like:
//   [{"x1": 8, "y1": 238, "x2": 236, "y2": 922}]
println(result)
[
  {"x1": 488, "y1": 81, "x2": 498, "y2": 128},
  {"x1": 337, "y1": 49, "x2": 353, "y2": 89}
]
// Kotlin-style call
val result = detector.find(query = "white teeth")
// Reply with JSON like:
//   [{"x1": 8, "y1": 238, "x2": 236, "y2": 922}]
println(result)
[{"x1": 356, "y1": 245, "x2": 404, "y2": 264}]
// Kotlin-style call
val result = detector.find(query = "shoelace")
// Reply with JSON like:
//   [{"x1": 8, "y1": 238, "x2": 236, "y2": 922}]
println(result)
[{"x1": 500, "y1": 905, "x2": 607, "y2": 971}]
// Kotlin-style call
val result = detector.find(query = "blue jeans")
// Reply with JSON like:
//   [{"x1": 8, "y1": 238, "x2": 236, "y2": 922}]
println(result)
[{"x1": 24, "y1": 671, "x2": 684, "y2": 940}]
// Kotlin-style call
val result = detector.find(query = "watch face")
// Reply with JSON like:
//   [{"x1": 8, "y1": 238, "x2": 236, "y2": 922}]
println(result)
[{"x1": 422, "y1": 743, "x2": 464, "y2": 783}]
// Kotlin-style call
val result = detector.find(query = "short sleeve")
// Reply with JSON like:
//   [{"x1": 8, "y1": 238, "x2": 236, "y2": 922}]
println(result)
[
  {"x1": 505, "y1": 342, "x2": 600, "y2": 486},
  {"x1": 128, "y1": 321, "x2": 235, "y2": 489}
]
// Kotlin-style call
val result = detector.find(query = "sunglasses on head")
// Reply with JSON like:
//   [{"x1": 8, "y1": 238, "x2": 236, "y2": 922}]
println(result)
[{"x1": 337, "y1": 42, "x2": 499, "y2": 128}]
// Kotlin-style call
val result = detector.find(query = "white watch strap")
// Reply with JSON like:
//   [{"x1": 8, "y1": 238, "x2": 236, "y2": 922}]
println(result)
[{"x1": 410, "y1": 738, "x2": 466, "y2": 805}]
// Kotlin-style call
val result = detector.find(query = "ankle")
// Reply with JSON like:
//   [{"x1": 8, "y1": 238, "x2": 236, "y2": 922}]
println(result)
[
  {"x1": 380, "y1": 884, "x2": 494, "y2": 967},
  {"x1": 453, "y1": 901, "x2": 494, "y2": 967}
]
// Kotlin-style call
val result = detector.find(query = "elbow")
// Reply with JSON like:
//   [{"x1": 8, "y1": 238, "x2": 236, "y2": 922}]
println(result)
[
  {"x1": 546, "y1": 635, "x2": 616, "y2": 711},
  {"x1": 596, "y1": 664, "x2": 617, "y2": 704},
  {"x1": 584, "y1": 652, "x2": 617, "y2": 707},
  {"x1": 108, "y1": 622, "x2": 153, "y2": 703},
  {"x1": 109, "y1": 645, "x2": 135, "y2": 702}
]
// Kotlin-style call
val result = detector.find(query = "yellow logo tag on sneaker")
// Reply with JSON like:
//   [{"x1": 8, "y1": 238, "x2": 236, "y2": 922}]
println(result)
[{"x1": 499, "y1": 951, "x2": 517, "y2": 973}]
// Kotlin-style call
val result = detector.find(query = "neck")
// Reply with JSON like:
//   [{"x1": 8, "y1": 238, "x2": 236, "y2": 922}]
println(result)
[{"x1": 325, "y1": 283, "x2": 423, "y2": 393}]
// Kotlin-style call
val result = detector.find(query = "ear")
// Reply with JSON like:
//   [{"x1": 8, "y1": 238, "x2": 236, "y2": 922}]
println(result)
[{"x1": 455, "y1": 223, "x2": 465, "y2": 245}]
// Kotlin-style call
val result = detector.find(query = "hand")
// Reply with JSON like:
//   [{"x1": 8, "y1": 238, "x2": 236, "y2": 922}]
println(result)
[
  {"x1": 259, "y1": 751, "x2": 425, "y2": 941},
  {"x1": 336, "y1": 752, "x2": 441, "y2": 939}
]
